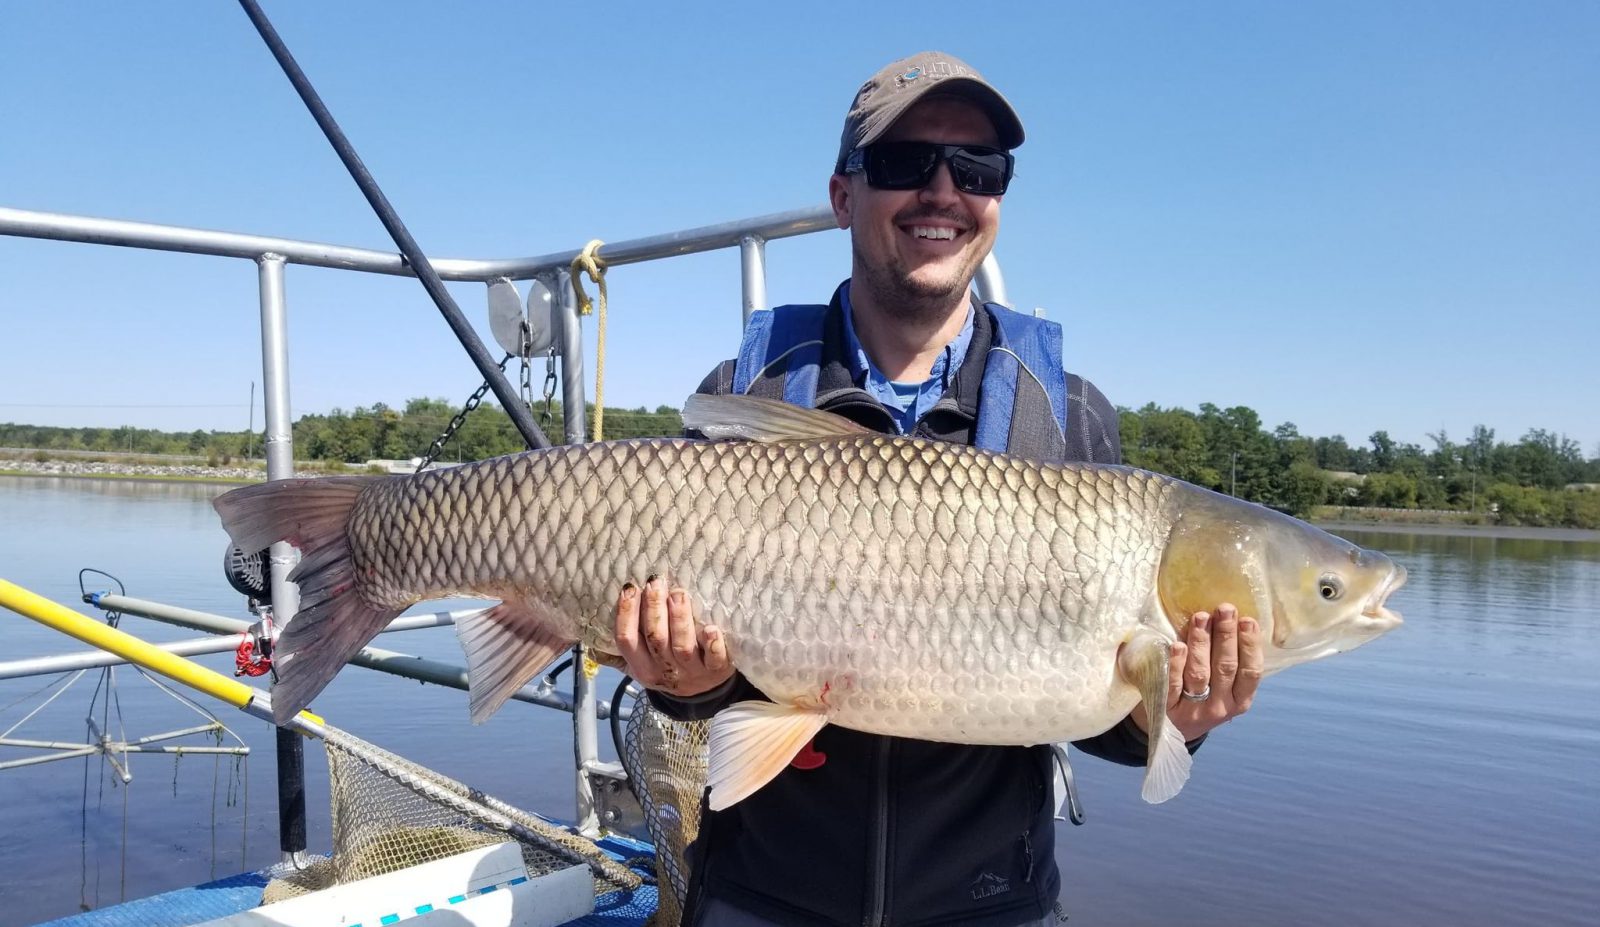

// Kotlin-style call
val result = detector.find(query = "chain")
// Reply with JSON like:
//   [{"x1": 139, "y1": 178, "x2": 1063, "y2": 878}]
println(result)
[
  {"x1": 417, "y1": 352, "x2": 512, "y2": 470},
  {"x1": 518, "y1": 321, "x2": 535, "y2": 411},
  {"x1": 541, "y1": 345, "x2": 558, "y2": 427}
]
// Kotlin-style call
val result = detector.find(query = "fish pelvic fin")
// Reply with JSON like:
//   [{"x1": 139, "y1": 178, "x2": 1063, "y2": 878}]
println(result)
[
  {"x1": 456, "y1": 600, "x2": 576, "y2": 724},
  {"x1": 1118, "y1": 628, "x2": 1192, "y2": 804},
  {"x1": 683, "y1": 394, "x2": 872, "y2": 442},
  {"x1": 706, "y1": 700, "x2": 831, "y2": 811},
  {"x1": 213, "y1": 476, "x2": 402, "y2": 725}
]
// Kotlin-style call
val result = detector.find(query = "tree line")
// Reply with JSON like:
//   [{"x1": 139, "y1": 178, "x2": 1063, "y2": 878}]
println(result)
[
  {"x1": 1119, "y1": 403, "x2": 1599, "y2": 527},
  {"x1": 5, "y1": 398, "x2": 1598, "y2": 527}
]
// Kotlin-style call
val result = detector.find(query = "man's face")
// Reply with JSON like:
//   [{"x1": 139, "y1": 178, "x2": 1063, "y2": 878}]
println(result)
[{"x1": 830, "y1": 96, "x2": 1004, "y2": 320}]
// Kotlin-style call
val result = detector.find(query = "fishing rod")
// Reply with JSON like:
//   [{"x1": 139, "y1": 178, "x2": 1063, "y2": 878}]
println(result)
[{"x1": 235, "y1": 0, "x2": 554, "y2": 451}]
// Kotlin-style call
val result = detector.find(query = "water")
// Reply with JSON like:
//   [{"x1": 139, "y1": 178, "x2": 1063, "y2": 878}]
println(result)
[{"x1": 1, "y1": 477, "x2": 1597, "y2": 926}]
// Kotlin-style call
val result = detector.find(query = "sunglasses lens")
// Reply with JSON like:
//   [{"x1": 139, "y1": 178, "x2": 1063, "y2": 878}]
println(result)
[
  {"x1": 866, "y1": 143, "x2": 942, "y2": 189},
  {"x1": 862, "y1": 143, "x2": 1011, "y2": 195},
  {"x1": 950, "y1": 149, "x2": 1011, "y2": 195}
]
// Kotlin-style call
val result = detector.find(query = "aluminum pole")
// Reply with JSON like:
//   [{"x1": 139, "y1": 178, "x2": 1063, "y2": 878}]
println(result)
[
  {"x1": 739, "y1": 234, "x2": 768, "y2": 325},
  {"x1": 974, "y1": 252, "x2": 1010, "y2": 307},
  {"x1": 257, "y1": 255, "x2": 299, "y2": 619},
  {"x1": 556, "y1": 272, "x2": 586, "y2": 445},
  {"x1": 236, "y1": 0, "x2": 551, "y2": 452},
  {"x1": 255, "y1": 252, "x2": 308, "y2": 865},
  {"x1": 0, "y1": 204, "x2": 836, "y2": 283}
]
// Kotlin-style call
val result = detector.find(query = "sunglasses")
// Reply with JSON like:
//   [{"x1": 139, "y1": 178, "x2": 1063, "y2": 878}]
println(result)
[{"x1": 844, "y1": 141, "x2": 1015, "y2": 196}]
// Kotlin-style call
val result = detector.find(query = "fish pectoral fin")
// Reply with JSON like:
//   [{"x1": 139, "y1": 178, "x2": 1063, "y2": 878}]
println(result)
[
  {"x1": 706, "y1": 700, "x2": 831, "y2": 811},
  {"x1": 1117, "y1": 629, "x2": 1192, "y2": 804},
  {"x1": 683, "y1": 394, "x2": 872, "y2": 442},
  {"x1": 456, "y1": 600, "x2": 575, "y2": 724}
]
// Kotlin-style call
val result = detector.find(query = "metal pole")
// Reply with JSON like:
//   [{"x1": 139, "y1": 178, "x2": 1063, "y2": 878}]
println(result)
[
  {"x1": 0, "y1": 204, "x2": 836, "y2": 283},
  {"x1": 974, "y1": 252, "x2": 1010, "y2": 307},
  {"x1": 556, "y1": 272, "x2": 586, "y2": 445},
  {"x1": 235, "y1": 0, "x2": 551, "y2": 452},
  {"x1": 257, "y1": 255, "x2": 299, "y2": 618},
  {"x1": 553, "y1": 266, "x2": 601, "y2": 832},
  {"x1": 256, "y1": 253, "x2": 308, "y2": 867},
  {"x1": 573, "y1": 645, "x2": 600, "y2": 836},
  {"x1": 739, "y1": 234, "x2": 767, "y2": 325}
]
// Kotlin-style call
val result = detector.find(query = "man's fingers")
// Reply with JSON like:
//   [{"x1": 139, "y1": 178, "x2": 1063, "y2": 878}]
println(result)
[
  {"x1": 700, "y1": 624, "x2": 730, "y2": 674},
  {"x1": 667, "y1": 587, "x2": 701, "y2": 668},
  {"x1": 640, "y1": 576, "x2": 677, "y2": 680},
  {"x1": 1211, "y1": 603, "x2": 1240, "y2": 700},
  {"x1": 1183, "y1": 612, "x2": 1211, "y2": 697},
  {"x1": 1165, "y1": 640, "x2": 1187, "y2": 710},
  {"x1": 1233, "y1": 616, "x2": 1263, "y2": 712},
  {"x1": 612, "y1": 583, "x2": 658, "y2": 685}
]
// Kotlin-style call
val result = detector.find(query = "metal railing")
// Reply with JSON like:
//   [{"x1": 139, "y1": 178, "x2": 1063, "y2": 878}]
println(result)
[{"x1": 0, "y1": 202, "x2": 1012, "y2": 838}]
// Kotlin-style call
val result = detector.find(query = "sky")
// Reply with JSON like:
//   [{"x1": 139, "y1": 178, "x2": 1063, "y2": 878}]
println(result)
[{"x1": 1, "y1": 1, "x2": 1596, "y2": 455}]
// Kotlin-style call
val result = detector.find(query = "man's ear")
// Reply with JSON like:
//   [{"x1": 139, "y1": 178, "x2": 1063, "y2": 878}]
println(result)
[{"x1": 828, "y1": 173, "x2": 852, "y2": 230}]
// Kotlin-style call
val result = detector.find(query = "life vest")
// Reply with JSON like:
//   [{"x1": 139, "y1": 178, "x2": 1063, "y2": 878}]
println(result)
[{"x1": 730, "y1": 297, "x2": 1069, "y2": 461}]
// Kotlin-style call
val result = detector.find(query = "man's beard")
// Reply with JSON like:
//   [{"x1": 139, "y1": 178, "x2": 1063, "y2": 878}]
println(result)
[{"x1": 851, "y1": 237, "x2": 981, "y2": 328}]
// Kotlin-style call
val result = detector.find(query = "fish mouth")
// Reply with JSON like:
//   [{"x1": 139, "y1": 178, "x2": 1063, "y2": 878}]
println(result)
[{"x1": 1361, "y1": 564, "x2": 1407, "y2": 630}]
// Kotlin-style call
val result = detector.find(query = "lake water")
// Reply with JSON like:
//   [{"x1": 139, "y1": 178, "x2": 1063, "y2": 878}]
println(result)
[{"x1": 1, "y1": 476, "x2": 1596, "y2": 926}]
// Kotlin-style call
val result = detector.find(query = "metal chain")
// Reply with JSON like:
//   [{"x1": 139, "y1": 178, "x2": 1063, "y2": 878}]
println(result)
[
  {"x1": 518, "y1": 321, "x2": 535, "y2": 411},
  {"x1": 417, "y1": 352, "x2": 512, "y2": 470},
  {"x1": 541, "y1": 345, "x2": 558, "y2": 427}
]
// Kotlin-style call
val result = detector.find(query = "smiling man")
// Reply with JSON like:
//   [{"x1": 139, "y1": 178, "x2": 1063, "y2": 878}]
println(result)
[{"x1": 614, "y1": 51, "x2": 1264, "y2": 926}]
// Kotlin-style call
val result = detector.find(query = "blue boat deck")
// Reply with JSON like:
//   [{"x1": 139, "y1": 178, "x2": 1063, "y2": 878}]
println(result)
[{"x1": 38, "y1": 836, "x2": 659, "y2": 927}]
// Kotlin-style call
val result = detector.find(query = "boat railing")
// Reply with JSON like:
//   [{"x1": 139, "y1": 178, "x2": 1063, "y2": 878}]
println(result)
[{"x1": 0, "y1": 202, "x2": 1013, "y2": 841}]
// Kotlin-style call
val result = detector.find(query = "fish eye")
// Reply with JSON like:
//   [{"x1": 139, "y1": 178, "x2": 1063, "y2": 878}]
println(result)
[{"x1": 1318, "y1": 574, "x2": 1344, "y2": 601}]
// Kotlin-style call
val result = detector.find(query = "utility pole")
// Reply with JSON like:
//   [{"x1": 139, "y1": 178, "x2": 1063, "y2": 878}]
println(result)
[{"x1": 247, "y1": 382, "x2": 256, "y2": 460}]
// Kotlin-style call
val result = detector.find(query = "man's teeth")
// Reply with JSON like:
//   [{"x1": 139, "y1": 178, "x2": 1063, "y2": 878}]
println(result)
[{"x1": 910, "y1": 226, "x2": 957, "y2": 240}]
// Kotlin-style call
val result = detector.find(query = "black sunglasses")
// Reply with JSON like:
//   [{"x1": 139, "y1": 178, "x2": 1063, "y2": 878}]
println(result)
[{"x1": 844, "y1": 141, "x2": 1015, "y2": 196}]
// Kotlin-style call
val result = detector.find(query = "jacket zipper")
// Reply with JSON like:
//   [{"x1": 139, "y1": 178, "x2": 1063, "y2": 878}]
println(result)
[{"x1": 865, "y1": 737, "x2": 892, "y2": 927}]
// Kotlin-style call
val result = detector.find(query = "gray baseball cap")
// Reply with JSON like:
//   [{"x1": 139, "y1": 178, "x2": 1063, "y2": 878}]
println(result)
[{"x1": 835, "y1": 51, "x2": 1025, "y2": 174}]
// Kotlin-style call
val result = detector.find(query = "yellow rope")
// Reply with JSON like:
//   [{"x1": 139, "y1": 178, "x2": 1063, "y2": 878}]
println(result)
[{"x1": 569, "y1": 239, "x2": 608, "y2": 443}]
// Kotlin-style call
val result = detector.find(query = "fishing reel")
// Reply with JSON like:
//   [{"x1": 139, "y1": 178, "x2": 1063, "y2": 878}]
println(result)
[{"x1": 223, "y1": 544, "x2": 272, "y2": 609}]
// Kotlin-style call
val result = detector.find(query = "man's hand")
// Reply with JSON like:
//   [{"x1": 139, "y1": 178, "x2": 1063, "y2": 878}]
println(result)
[
  {"x1": 613, "y1": 575, "x2": 733, "y2": 697},
  {"x1": 1131, "y1": 603, "x2": 1263, "y2": 743}
]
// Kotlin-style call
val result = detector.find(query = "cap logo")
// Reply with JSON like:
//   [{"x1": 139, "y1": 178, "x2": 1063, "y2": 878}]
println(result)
[{"x1": 899, "y1": 67, "x2": 923, "y2": 84}]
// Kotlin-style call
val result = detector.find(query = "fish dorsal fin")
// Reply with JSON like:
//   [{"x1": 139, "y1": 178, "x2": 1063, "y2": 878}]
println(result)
[{"x1": 683, "y1": 394, "x2": 872, "y2": 442}]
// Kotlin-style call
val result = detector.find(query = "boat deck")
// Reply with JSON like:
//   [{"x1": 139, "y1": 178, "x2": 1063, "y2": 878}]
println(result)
[{"x1": 37, "y1": 835, "x2": 659, "y2": 927}]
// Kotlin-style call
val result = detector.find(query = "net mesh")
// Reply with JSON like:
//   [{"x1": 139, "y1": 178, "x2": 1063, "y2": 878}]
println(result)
[
  {"x1": 623, "y1": 701, "x2": 710, "y2": 927},
  {"x1": 263, "y1": 722, "x2": 641, "y2": 903}
]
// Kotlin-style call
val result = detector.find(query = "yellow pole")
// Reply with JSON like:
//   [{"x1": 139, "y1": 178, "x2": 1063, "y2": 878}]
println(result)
[{"x1": 0, "y1": 578, "x2": 322, "y2": 727}]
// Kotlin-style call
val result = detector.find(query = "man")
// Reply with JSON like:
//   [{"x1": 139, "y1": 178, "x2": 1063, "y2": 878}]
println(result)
[{"x1": 614, "y1": 51, "x2": 1264, "y2": 926}]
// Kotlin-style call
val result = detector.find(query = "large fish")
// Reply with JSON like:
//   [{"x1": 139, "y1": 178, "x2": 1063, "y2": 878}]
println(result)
[{"x1": 214, "y1": 395, "x2": 1405, "y2": 809}]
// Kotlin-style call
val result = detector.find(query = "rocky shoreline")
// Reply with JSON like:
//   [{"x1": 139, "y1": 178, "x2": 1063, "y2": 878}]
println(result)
[{"x1": 0, "y1": 458, "x2": 322, "y2": 483}]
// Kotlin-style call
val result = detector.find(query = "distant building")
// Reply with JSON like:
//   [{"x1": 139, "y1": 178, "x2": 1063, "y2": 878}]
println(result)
[
  {"x1": 1564, "y1": 483, "x2": 1600, "y2": 492},
  {"x1": 364, "y1": 458, "x2": 454, "y2": 474},
  {"x1": 1323, "y1": 470, "x2": 1366, "y2": 484}
]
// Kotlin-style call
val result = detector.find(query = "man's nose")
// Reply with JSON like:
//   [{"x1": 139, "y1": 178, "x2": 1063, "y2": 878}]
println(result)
[{"x1": 917, "y1": 158, "x2": 963, "y2": 206}]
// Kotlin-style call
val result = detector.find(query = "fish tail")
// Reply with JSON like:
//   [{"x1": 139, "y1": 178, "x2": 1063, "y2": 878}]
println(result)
[{"x1": 213, "y1": 477, "x2": 405, "y2": 724}]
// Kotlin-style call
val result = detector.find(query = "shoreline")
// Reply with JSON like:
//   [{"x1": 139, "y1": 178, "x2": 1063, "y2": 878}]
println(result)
[
  {"x1": 8, "y1": 464, "x2": 1597, "y2": 542},
  {"x1": 1315, "y1": 520, "x2": 1600, "y2": 542}
]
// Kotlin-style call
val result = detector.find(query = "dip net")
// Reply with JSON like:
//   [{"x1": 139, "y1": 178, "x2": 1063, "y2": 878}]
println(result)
[
  {"x1": 262, "y1": 722, "x2": 643, "y2": 903},
  {"x1": 622, "y1": 703, "x2": 710, "y2": 927}
]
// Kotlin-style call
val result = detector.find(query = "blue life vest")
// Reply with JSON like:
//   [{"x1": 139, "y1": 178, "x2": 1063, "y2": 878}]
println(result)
[{"x1": 730, "y1": 300, "x2": 1069, "y2": 461}]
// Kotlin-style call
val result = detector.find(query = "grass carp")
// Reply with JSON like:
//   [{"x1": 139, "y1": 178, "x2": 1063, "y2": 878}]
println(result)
[{"x1": 213, "y1": 394, "x2": 1405, "y2": 809}]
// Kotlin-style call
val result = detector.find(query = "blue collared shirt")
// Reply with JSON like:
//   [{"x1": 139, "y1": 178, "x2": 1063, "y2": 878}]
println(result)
[{"x1": 840, "y1": 282, "x2": 975, "y2": 434}]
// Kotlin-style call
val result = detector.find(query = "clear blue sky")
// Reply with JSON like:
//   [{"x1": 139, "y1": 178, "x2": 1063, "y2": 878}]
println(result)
[{"x1": 2, "y1": 1, "x2": 1596, "y2": 455}]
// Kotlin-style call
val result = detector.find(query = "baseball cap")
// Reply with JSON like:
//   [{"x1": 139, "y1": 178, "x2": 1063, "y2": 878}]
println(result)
[{"x1": 835, "y1": 51, "x2": 1025, "y2": 174}]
